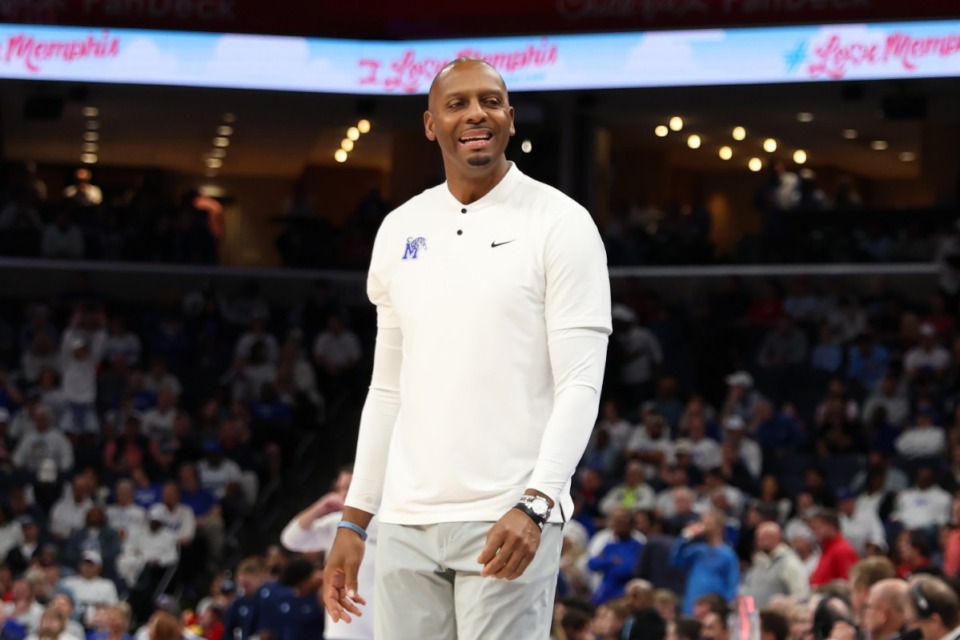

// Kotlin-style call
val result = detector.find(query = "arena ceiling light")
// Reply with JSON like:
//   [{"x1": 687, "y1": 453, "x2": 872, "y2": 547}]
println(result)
[
  {"x1": 732, "y1": 126, "x2": 746, "y2": 141},
  {"x1": 842, "y1": 129, "x2": 858, "y2": 139},
  {"x1": 719, "y1": 146, "x2": 732, "y2": 160},
  {"x1": 654, "y1": 125, "x2": 668, "y2": 137},
  {"x1": 82, "y1": 106, "x2": 99, "y2": 118},
  {"x1": 796, "y1": 112, "x2": 814, "y2": 122},
  {"x1": 341, "y1": 138, "x2": 355, "y2": 152},
  {"x1": 668, "y1": 116, "x2": 683, "y2": 132},
  {"x1": 217, "y1": 125, "x2": 234, "y2": 137},
  {"x1": 763, "y1": 138, "x2": 778, "y2": 153},
  {"x1": 334, "y1": 149, "x2": 348, "y2": 163},
  {"x1": 357, "y1": 119, "x2": 372, "y2": 134},
  {"x1": 899, "y1": 151, "x2": 917, "y2": 162},
  {"x1": 687, "y1": 134, "x2": 701, "y2": 149},
  {"x1": 793, "y1": 149, "x2": 808, "y2": 164},
  {"x1": 748, "y1": 157, "x2": 762, "y2": 172},
  {"x1": 521, "y1": 139, "x2": 533, "y2": 153},
  {"x1": 870, "y1": 140, "x2": 889, "y2": 150}
]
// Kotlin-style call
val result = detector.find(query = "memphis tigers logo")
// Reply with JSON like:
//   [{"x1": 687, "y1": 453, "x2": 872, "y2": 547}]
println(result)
[{"x1": 402, "y1": 236, "x2": 427, "y2": 260}]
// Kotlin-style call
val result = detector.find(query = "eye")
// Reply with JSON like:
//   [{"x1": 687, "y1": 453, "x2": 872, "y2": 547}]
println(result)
[
  {"x1": 447, "y1": 100, "x2": 463, "y2": 109},
  {"x1": 484, "y1": 97, "x2": 502, "y2": 106}
]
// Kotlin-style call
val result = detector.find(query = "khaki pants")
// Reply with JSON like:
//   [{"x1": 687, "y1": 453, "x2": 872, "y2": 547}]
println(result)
[{"x1": 375, "y1": 521, "x2": 562, "y2": 640}]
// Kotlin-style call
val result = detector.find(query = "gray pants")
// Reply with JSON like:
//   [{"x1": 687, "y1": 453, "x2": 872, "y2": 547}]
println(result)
[{"x1": 375, "y1": 521, "x2": 562, "y2": 640}]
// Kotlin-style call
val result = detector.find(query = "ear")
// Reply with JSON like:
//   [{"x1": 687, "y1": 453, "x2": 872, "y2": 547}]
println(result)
[
  {"x1": 508, "y1": 106, "x2": 516, "y2": 138},
  {"x1": 424, "y1": 110, "x2": 436, "y2": 142}
]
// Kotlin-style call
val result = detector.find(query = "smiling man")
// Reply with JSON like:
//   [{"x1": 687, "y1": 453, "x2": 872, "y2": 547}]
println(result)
[{"x1": 321, "y1": 58, "x2": 612, "y2": 639}]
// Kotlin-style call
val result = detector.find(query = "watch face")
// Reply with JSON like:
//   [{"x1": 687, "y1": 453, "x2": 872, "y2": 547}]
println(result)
[{"x1": 530, "y1": 499, "x2": 548, "y2": 517}]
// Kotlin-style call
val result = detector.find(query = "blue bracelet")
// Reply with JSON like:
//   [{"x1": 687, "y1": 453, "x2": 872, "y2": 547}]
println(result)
[{"x1": 337, "y1": 520, "x2": 368, "y2": 541}]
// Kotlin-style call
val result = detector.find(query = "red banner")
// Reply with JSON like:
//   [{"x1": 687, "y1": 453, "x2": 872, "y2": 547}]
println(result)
[{"x1": 2, "y1": 0, "x2": 959, "y2": 40}]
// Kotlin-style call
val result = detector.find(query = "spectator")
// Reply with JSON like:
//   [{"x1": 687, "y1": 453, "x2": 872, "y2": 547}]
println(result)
[
  {"x1": 757, "y1": 315, "x2": 809, "y2": 370},
  {"x1": 63, "y1": 506, "x2": 121, "y2": 577},
  {"x1": 612, "y1": 305, "x2": 663, "y2": 404},
  {"x1": 41, "y1": 213, "x2": 85, "y2": 260},
  {"x1": 862, "y1": 375, "x2": 910, "y2": 430},
  {"x1": 942, "y1": 495, "x2": 960, "y2": 577},
  {"x1": 48, "y1": 593, "x2": 86, "y2": 640},
  {"x1": 105, "y1": 479, "x2": 146, "y2": 542},
  {"x1": 178, "y1": 463, "x2": 225, "y2": 570},
  {"x1": 904, "y1": 324, "x2": 950, "y2": 385},
  {"x1": 759, "y1": 610, "x2": 790, "y2": 640},
  {"x1": 720, "y1": 371, "x2": 763, "y2": 425},
  {"x1": 587, "y1": 507, "x2": 645, "y2": 605},
  {"x1": 311, "y1": 315, "x2": 362, "y2": 387},
  {"x1": 809, "y1": 508, "x2": 860, "y2": 587},
  {"x1": 625, "y1": 406, "x2": 673, "y2": 478},
  {"x1": 261, "y1": 557, "x2": 324, "y2": 640},
  {"x1": 59, "y1": 307, "x2": 106, "y2": 435},
  {"x1": 894, "y1": 408, "x2": 946, "y2": 460},
  {"x1": 895, "y1": 530, "x2": 934, "y2": 579},
  {"x1": 48, "y1": 475, "x2": 95, "y2": 541},
  {"x1": 810, "y1": 324, "x2": 843, "y2": 375},
  {"x1": 102, "y1": 316, "x2": 142, "y2": 368},
  {"x1": 846, "y1": 333, "x2": 891, "y2": 394},
  {"x1": 720, "y1": 415, "x2": 762, "y2": 480},
  {"x1": 752, "y1": 401, "x2": 805, "y2": 463},
  {"x1": 223, "y1": 557, "x2": 265, "y2": 640},
  {"x1": 20, "y1": 334, "x2": 59, "y2": 385},
  {"x1": 618, "y1": 579, "x2": 666, "y2": 640},
  {"x1": 700, "y1": 608, "x2": 731, "y2": 640},
  {"x1": 63, "y1": 169, "x2": 103, "y2": 207},
  {"x1": 892, "y1": 465, "x2": 951, "y2": 532},
  {"x1": 152, "y1": 483, "x2": 195, "y2": 549},
  {"x1": 827, "y1": 296, "x2": 868, "y2": 344},
  {"x1": 234, "y1": 318, "x2": 278, "y2": 365},
  {"x1": 3, "y1": 579, "x2": 42, "y2": 634},
  {"x1": 658, "y1": 485, "x2": 699, "y2": 536},
  {"x1": 600, "y1": 461, "x2": 657, "y2": 516},
  {"x1": 102, "y1": 415, "x2": 150, "y2": 481},
  {"x1": 142, "y1": 359, "x2": 181, "y2": 399},
  {"x1": 851, "y1": 450, "x2": 909, "y2": 495},
  {"x1": 849, "y1": 556, "x2": 897, "y2": 626},
  {"x1": 678, "y1": 414, "x2": 721, "y2": 474},
  {"x1": 903, "y1": 576, "x2": 959, "y2": 640},
  {"x1": 742, "y1": 522, "x2": 809, "y2": 608},
  {"x1": 57, "y1": 551, "x2": 119, "y2": 628},
  {"x1": 4, "y1": 516, "x2": 42, "y2": 576},
  {"x1": 12, "y1": 405, "x2": 73, "y2": 479},
  {"x1": 141, "y1": 389, "x2": 178, "y2": 441},
  {"x1": 836, "y1": 487, "x2": 887, "y2": 557},
  {"x1": 85, "y1": 603, "x2": 134, "y2": 640},
  {"x1": 670, "y1": 511, "x2": 739, "y2": 615},
  {"x1": 121, "y1": 505, "x2": 179, "y2": 623}
]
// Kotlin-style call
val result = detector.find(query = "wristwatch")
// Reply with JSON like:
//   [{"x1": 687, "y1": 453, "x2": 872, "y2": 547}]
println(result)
[{"x1": 514, "y1": 495, "x2": 552, "y2": 530}]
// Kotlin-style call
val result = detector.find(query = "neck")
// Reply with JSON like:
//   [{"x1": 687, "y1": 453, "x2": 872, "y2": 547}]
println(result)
[{"x1": 445, "y1": 158, "x2": 510, "y2": 204}]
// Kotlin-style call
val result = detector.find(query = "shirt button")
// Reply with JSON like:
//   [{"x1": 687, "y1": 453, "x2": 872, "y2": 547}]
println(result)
[
  {"x1": 461, "y1": 208, "x2": 467, "y2": 214},
  {"x1": 457, "y1": 230, "x2": 463, "y2": 235}
]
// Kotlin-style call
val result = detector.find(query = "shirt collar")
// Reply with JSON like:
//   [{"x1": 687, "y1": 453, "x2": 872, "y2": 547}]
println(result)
[{"x1": 441, "y1": 162, "x2": 523, "y2": 211}]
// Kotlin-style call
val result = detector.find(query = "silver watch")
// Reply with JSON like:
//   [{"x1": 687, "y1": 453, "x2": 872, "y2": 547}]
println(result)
[{"x1": 515, "y1": 495, "x2": 552, "y2": 529}]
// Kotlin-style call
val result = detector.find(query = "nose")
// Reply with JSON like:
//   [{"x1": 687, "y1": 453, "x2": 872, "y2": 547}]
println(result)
[{"x1": 464, "y1": 98, "x2": 487, "y2": 123}]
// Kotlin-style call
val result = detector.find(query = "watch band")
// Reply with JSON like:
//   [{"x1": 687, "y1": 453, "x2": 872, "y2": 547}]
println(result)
[
  {"x1": 513, "y1": 502, "x2": 545, "y2": 530},
  {"x1": 514, "y1": 495, "x2": 551, "y2": 530}
]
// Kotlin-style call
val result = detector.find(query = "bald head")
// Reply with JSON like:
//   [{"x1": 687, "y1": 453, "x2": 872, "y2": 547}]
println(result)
[
  {"x1": 428, "y1": 58, "x2": 507, "y2": 111},
  {"x1": 756, "y1": 521, "x2": 783, "y2": 553},
  {"x1": 864, "y1": 579, "x2": 909, "y2": 639}
]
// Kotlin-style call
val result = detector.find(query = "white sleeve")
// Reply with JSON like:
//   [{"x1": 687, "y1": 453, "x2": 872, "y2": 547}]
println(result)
[
  {"x1": 280, "y1": 512, "x2": 340, "y2": 553},
  {"x1": 343, "y1": 327, "x2": 402, "y2": 514},
  {"x1": 527, "y1": 328, "x2": 608, "y2": 502}
]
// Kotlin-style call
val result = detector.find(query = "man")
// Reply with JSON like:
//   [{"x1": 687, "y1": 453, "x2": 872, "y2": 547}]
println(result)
[
  {"x1": 809, "y1": 508, "x2": 860, "y2": 587},
  {"x1": 620, "y1": 579, "x2": 666, "y2": 640},
  {"x1": 862, "y1": 579, "x2": 909, "y2": 640},
  {"x1": 260, "y1": 557, "x2": 325, "y2": 640},
  {"x1": 625, "y1": 405, "x2": 673, "y2": 478},
  {"x1": 742, "y1": 522, "x2": 809, "y2": 608},
  {"x1": 11, "y1": 404, "x2": 73, "y2": 478},
  {"x1": 670, "y1": 511, "x2": 739, "y2": 615},
  {"x1": 57, "y1": 551, "x2": 119, "y2": 627},
  {"x1": 760, "y1": 609, "x2": 790, "y2": 640},
  {"x1": 106, "y1": 479, "x2": 146, "y2": 542},
  {"x1": 323, "y1": 58, "x2": 611, "y2": 639},
  {"x1": 862, "y1": 375, "x2": 909, "y2": 430},
  {"x1": 701, "y1": 608, "x2": 731, "y2": 640},
  {"x1": 850, "y1": 557, "x2": 897, "y2": 627},
  {"x1": 837, "y1": 487, "x2": 887, "y2": 557},
  {"x1": 903, "y1": 576, "x2": 959, "y2": 640},
  {"x1": 891, "y1": 465, "x2": 951, "y2": 532},
  {"x1": 587, "y1": 507, "x2": 645, "y2": 605},
  {"x1": 223, "y1": 557, "x2": 266, "y2": 640},
  {"x1": 721, "y1": 415, "x2": 762, "y2": 480},
  {"x1": 48, "y1": 474, "x2": 94, "y2": 540},
  {"x1": 600, "y1": 461, "x2": 656, "y2": 516}
]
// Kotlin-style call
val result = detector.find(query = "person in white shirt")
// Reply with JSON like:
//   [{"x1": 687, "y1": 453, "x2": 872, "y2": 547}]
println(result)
[
  {"x1": 836, "y1": 488, "x2": 886, "y2": 556},
  {"x1": 3, "y1": 578, "x2": 44, "y2": 634},
  {"x1": 153, "y1": 483, "x2": 196, "y2": 547},
  {"x1": 63, "y1": 168, "x2": 102, "y2": 206},
  {"x1": 600, "y1": 461, "x2": 657, "y2": 517},
  {"x1": 626, "y1": 406, "x2": 674, "y2": 478},
  {"x1": 196, "y1": 443, "x2": 243, "y2": 501},
  {"x1": 142, "y1": 359, "x2": 182, "y2": 398},
  {"x1": 323, "y1": 59, "x2": 610, "y2": 640},
  {"x1": 141, "y1": 388, "x2": 178, "y2": 440},
  {"x1": 48, "y1": 474, "x2": 95, "y2": 540},
  {"x1": 118, "y1": 504, "x2": 179, "y2": 588},
  {"x1": 102, "y1": 316, "x2": 142, "y2": 367},
  {"x1": 312, "y1": 315, "x2": 362, "y2": 378},
  {"x1": 742, "y1": 522, "x2": 810, "y2": 608},
  {"x1": 12, "y1": 405, "x2": 73, "y2": 478},
  {"x1": 58, "y1": 308, "x2": 106, "y2": 434},
  {"x1": 680, "y1": 413, "x2": 722, "y2": 472},
  {"x1": 106, "y1": 479, "x2": 146, "y2": 542},
  {"x1": 58, "y1": 551, "x2": 119, "y2": 627},
  {"x1": 281, "y1": 478, "x2": 377, "y2": 640},
  {"x1": 862, "y1": 374, "x2": 910, "y2": 429},
  {"x1": 234, "y1": 317, "x2": 279, "y2": 364},
  {"x1": 895, "y1": 408, "x2": 946, "y2": 460},
  {"x1": 904, "y1": 324, "x2": 950, "y2": 383},
  {"x1": 720, "y1": 415, "x2": 762, "y2": 480},
  {"x1": 892, "y1": 465, "x2": 952, "y2": 531}
]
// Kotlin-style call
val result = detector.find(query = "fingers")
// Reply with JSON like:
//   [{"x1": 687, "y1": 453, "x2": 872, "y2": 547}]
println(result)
[
  {"x1": 476, "y1": 528, "x2": 505, "y2": 567},
  {"x1": 480, "y1": 535, "x2": 518, "y2": 577}
]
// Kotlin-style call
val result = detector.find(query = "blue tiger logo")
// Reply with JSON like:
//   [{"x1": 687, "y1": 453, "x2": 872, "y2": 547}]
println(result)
[{"x1": 402, "y1": 236, "x2": 427, "y2": 260}]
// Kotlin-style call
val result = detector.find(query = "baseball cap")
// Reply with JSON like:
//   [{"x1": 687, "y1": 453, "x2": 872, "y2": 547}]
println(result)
[
  {"x1": 835, "y1": 487, "x2": 856, "y2": 502},
  {"x1": 148, "y1": 504, "x2": 168, "y2": 522},
  {"x1": 82, "y1": 550, "x2": 102, "y2": 566},
  {"x1": 723, "y1": 415, "x2": 746, "y2": 431},
  {"x1": 725, "y1": 371, "x2": 754, "y2": 387},
  {"x1": 919, "y1": 323, "x2": 937, "y2": 338}
]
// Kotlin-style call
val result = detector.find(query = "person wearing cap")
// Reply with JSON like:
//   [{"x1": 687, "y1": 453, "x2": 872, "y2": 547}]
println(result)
[
  {"x1": 58, "y1": 306, "x2": 106, "y2": 435},
  {"x1": 904, "y1": 324, "x2": 950, "y2": 385},
  {"x1": 121, "y1": 503, "x2": 179, "y2": 625},
  {"x1": 721, "y1": 371, "x2": 764, "y2": 426},
  {"x1": 836, "y1": 487, "x2": 886, "y2": 557},
  {"x1": 721, "y1": 415, "x2": 762, "y2": 480},
  {"x1": 11, "y1": 405, "x2": 73, "y2": 479},
  {"x1": 895, "y1": 408, "x2": 946, "y2": 460},
  {"x1": 57, "y1": 550, "x2": 119, "y2": 627},
  {"x1": 808, "y1": 508, "x2": 860, "y2": 587}
]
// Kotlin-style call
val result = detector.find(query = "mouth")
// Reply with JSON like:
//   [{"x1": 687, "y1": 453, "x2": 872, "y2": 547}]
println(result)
[{"x1": 459, "y1": 129, "x2": 493, "y2": 150}]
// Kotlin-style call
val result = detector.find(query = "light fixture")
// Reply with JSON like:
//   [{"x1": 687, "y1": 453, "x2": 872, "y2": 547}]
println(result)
[
  {"x1": 796, "y1": 112, "x2": 814, "y2": 123},
  {"x1": 86, "y1": 120, "x2": 100, "y2": 130},
  {"x1": 763, "y1": 138, "x2": 778, "y2": 153},
  {"x1": 82, "y1": 143, "x2": 98, "y2": 153},
  {"x1": 793, "y1": 149, "x2": 808, "y2": 164},
  {"x1": 870, "y1": 140, "x2": 888, "y2": 151},
  {"x1": 81, "y1": 153, "x2": 97, "y2": 164},
  {"x1": 732, "y1": 126, "x2": 746, "y2": 141},
  {"x1": 687, "y1": 134, "x2": 701, "y2": 149},
  {"x1": 210, "y1": 148, "x2": 227, "y2": 159},
  {"x1": 205, "y1": 158, "x2": 223, "y2": 169},
  {"x1": 719, "y1": 146, "x2": 733, "y2": 160},
  {"x1": 82, "y1": 106, "x2": 99, "y2": 118},
  {"x1": 223, "y1": 113, "x2": 236, "y2": 123},
  {"x1": 341, "y1": 138, "x2": 355, "y2": 152},
  {"x1": 668, "y1": 116, "x2": 683, "y2": 132},
  {"x1": 334, "y1": 149, "x2": 348, "y2": 163},
  {"x1": 346, "y1": 127, "x2": 360, "y2": 141},
  {"x1": 748, "y1": 157, "x2": 763, "y2": 172},
  {"x1": 521, "y1": 139, "x2": 533, "y2": 153},
  {"x1": 842, "y1": 129, "x2": 858, "y2": 139},
  {"x1": 654, "y1": 125, "x2": 669, "y2": 137},
  {"x1": 217, "y1": 125, "x2": 234, "y2": 137},
  {"x1": 83, "y1": 131, "x2": 99, "y2": 142},
  {"x1": 213, "y1": 137, "x2": 230, "y2": 147},
  {"x1": 357, "y1": 119, "x2": 371, "y2": 134},
  {"x1": 899, "y1": 151, "x2": 917, "y2": 162}
]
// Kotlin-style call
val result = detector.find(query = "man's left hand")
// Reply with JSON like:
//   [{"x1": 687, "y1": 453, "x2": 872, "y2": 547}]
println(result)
[{"x1": 477, "y1": 509, "x2": 541, "y2": 580}]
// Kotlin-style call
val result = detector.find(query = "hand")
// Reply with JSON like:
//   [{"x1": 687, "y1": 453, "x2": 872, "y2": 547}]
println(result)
[
  {"x1": 322, "y1": 528, "x2": 367, "y2": 623},
  {"x1": 477, "y1": 509, "x2": 541, "y2": 580},
  {"x1": 683, "y1": 522, "x2": 706, "y2": 539},
  {"x1": 828, "y1": 621, "x2": 858, "y2": 640}
]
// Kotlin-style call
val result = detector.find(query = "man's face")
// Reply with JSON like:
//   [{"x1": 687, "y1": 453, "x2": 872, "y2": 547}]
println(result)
[
  {"x1": 702, "y1": 612, "x2": 727, "y2": 640},
  {"x1": 424, "y1": 61, "x2": 515, "y2": 177}
]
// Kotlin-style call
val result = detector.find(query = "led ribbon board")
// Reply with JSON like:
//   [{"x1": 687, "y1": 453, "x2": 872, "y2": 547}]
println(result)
[{"x1": 0, "y1": 20, "x2": 958, "y2": 94}]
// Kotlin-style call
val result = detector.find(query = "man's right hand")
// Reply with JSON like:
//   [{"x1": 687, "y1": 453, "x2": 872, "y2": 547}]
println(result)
[{"x1": 322, "y1": 528, "x2": 367, "y2": 623}]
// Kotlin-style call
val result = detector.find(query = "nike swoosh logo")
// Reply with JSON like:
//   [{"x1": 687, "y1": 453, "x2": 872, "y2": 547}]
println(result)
[{"x1": 491, "y1": 240, "x2": 515, "y2": 248}]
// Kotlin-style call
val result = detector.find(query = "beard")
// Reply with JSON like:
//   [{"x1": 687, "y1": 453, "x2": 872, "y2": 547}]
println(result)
[{"x1": 467, "y1": 154, "x2": 493, "y2": 167}]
